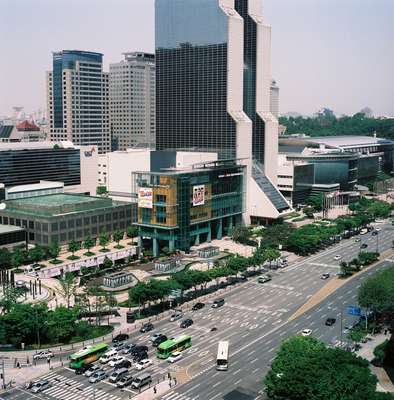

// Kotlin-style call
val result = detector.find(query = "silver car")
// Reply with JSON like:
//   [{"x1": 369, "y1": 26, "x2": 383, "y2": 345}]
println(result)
[
  {"x1": 31, "y1": 380, "x2": 50, "y2": 393},
  {"x1": 89, "y1": 370, "x2": 107, "y2": 383}
]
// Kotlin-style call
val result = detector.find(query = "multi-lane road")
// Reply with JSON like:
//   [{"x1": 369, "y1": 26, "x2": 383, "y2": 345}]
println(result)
[{"x1": 2, "y1": 223, "x2": 393, "y2": 400}]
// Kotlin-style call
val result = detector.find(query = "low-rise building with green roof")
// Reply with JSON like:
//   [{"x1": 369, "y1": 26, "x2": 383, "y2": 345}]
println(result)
[{"x1": 0, "y1": 193, "x2": 135, "y2": 246}]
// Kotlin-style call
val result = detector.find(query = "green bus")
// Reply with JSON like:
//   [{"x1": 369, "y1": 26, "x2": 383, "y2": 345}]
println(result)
[
  {"x1": 69, "y1": 343, "x2": 109, "y2": 369},
  {"x1": 157, "y1": 335, "x2": 192, "y2": 359}
]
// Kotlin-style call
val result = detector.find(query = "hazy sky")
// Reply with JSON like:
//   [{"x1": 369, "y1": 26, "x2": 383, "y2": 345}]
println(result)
[{"x1": 1, "y1": 0, "x2": 393, "y2": 117}]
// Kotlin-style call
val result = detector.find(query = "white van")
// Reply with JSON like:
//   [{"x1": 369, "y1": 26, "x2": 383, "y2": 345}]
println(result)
[
  {"x1": 99, "y1": 349, "x2": 117, "y2": 364},
  {"x1": 360, "y1": 228, "x2": 368, "y2": 235},
  {"x1": 109, "y1": 368, "x2": 128, "y2": 383}
]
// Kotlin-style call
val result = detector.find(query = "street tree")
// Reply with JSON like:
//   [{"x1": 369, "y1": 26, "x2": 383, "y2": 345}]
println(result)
[
  {"x1": 264, "y1": 336, "x2": 378, "y2": 400},
  {"x1": 83, "y1": 236, "x2": 95, "y2": 255},
  {"x1": 29, "y1": 245, "x2": 45, "y2": 265},
  {"x1": 99, "y1": 232, "x2": 110, "y2": 251},
  {"x1": 11, "y1": 248, "x2": 26, "y2": 269},
  {"x1": 113, "y1": 230, "x2": 124, "y2": 247},
  {"x1": 0, "y1": 248, "x2": 12, "y2": 270},
  {"x1": 68, "y1": 240, "x2": 80, "y2": 259},
  {"x1": 48, "y1": 241, "x2": 61, "y2": 261},
  {"x1": 58, "y1": 272, "x2": 78, "y2": 308},
  {"x1": 126, "y1": 226, "x2": 138, "y2": 240},
  {"x1": 264, "y1": 248, "x2": 281, "y2": 268}
]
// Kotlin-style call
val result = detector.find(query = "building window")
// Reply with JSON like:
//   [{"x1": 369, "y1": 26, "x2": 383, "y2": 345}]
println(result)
[
  {"x1": 156, "y1": 194, "x2": 167, "y2": 203},
  {"x1": 84, "y1": 217, "x2": 90, "y2": 225},
  {"x1": 68, "y1": 220, "x2": 75, "y2": 229}
]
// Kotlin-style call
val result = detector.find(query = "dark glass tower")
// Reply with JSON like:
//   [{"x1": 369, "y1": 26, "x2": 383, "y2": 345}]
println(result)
[{"x1": 155, "y1": 0, "x2": 290, "y2": 217}]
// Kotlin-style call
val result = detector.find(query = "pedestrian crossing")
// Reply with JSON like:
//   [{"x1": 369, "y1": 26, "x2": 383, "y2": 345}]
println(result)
[
  {"x1": 161, "y1": 391, "x2": 194, "y2": 400},
  {"x1": 39, "y1": 371, "x2": 122, "y2": 400}
]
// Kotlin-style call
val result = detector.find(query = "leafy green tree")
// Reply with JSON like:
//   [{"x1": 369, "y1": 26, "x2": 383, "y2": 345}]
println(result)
[
  {"x1": 358, "y1": 266, "x2": 394, "y2": 314},
  {"x1": 102, "y1": 256, "x2": 113, "y2": 269},
  {"x1": 307, "y1": 193, "x2": 324, "y2": 212},
  {"x1": 48, "y1": 241, "x2": 61, "y2": 261},
  {"x1": 58, "y1": 272, "x2": 78, "y2": 308},
  {"x1": 232, "y1": 226, "x2": 257, "y2": 246},
  {"x1": 126, "y1": 225, "x2": 138, "y2": 239},
  {"x1": 46, "y1": 306, "x2": 77, "y2": 343},
  {"x1": 99, "y1": 232, "x2": 110, "y2": 251},
  {"x1": 11, "y1": 248, "x2": 26, "y2": 269},
  {"x1": 0, "y1": 286, "x2": 23, "y2": 313},
  {"x1": 0, "y1": 248, "x2": 12, "y2": 270},
  {"x1": 29, "y1": 245, "x2": 45, "y2": 264},
  {"x1": 68, "y1": 240, "x2": 80, "y2": 258},
  {"x1": 264, "y1": 248, "x2": 281, "y2": 268},
  {"x1": 264, "y1": 336, "x2": 378, "y2": 400},
  {"x1": 83, "y1": 236, "x2": 95, "y2": 254},
  {"x1": 113, "y1": 230, "x2": 124, "y2": 247}
]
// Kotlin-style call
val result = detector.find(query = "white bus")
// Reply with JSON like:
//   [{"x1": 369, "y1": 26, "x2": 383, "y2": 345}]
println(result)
[{"x1": 216, "y1": 341, "x2": 229, "y2": 371}]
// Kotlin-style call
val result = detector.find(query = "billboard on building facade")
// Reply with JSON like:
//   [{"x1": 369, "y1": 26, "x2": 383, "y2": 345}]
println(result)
[
  {"x1": 138, "y1": 187, "x2": 153, "y2": 208},
  {"x1": 193, "y1": 185, "x2": 205, "y2": 206}
]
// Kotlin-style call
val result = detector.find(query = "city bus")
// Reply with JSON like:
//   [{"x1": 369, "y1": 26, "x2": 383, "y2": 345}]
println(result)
[
  {"x1": 69, "y1": 343, "x2": 109, "y2": 369},
  {"x1": 156, "y1": 335, "x2": 192, "y2": 359},
  {"x1": 216, "y1": 341, "x2": 229, "y2": 371}
]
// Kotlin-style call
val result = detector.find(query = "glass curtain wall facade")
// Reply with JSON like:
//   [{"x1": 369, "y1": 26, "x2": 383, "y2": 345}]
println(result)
[
  {"x1": 155, "y1": 0, "x2": 237, "y2": 159},
  {"x1": 0, "y1": 148, "x2": 80, "y2": 187}
]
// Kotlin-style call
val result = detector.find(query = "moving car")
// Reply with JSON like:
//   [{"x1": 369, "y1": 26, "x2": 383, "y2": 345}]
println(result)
[
  {"x1": 170, "y1": 311, "x2": 183, "y2": 322},
  {"x1": 112, "y1": 333, "x2": 129, "y2": 343},
  {"x1": 192, "y1": 302, "x2": 205, "y2": 311},
  {"x1": 325, "y1": 318, "x2": 337, "y2": 326},
  {"x1": 152, "y1": 334, "x2": 168, "y2": 347},
  {"x1": 131, "y1": 373, "x2": 152, "y2": 389},
  {"x1": 361, "y1": 243, "x2": 368, "y2": 249},
  {"x1": 134, "y1": 359, "x2": 153, "y2": 371},
  {"x1": 301, "y1": 329, "x2": 312, "y2": 337},
  {"x1": 354, "y1": 238, "x2": 361, "y2": 242},
  {"x1": 31, "y1": 380, "x2": 50, "y2": 393},
  {"x1": 109, "y1": 356, "x2": 126, "y2": 367},
  {"x1": 115, "y1": 359, "x2": 132, "y2": 370},
  {"x1": 130, "y1": 345, "x2": 149, "y2": 356},
  {"x1": 320, "y1": 273, "x2": 330, "y2": 280},
  {"x1": 74, "y1": 364, "x2": 91, "y2": 375},
  {"x1": 149, "y1": 332, "x2": 163, "y2": 342},
  {"x1": 257, "y1": 275, "x2": 272, "y2": 284},
  {"x1": 360, "y1": 228, "x2": 368, "y2": 235},
  {"x1": 140, "y1": 322, "x2": 154, "y2": 333},
  {"x1": 133, "y1": 352, "x2": 148, "y2": 363},
  {"x1": 99, "y1": 349, "x2": 118, "y2": 364},
  {"x1": 109, "y1": 367, "x2": 129, "y2": 383},
  {"x1": 180, "y1": 319, "x2": 193, "y2": 328},
  {"x1": 85, "y1": 364, "x2": 102, "y2": 377},
  {"x1": 117, "y1": 374, "x2": 134, "y2": 388},
  {"x1": 212, "y1": 299, "x2": 225, "y2": 308},
  {"x1": 167, "y1": 351, "x2": 182, "y2": 363},
  {"x1": 122, "y1": 343, "x2": 137, "y2": 354},
  {"x1": 89, "y1": 370, "x2": 107, "y2": 383},
  {"x1": 113, "y1": 341, "x2": 127, "y2": 351},
  {"x1": 33, "y1": 350, "x2": 54, "y2": 360},
  {"x1": 334, "y1": 255, "x2": 342, "y2": 261}
]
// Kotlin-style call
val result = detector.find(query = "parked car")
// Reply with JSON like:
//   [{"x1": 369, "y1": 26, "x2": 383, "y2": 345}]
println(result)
[
  {"x1": 152, "y1": 334, "x2": 168, "y2": 347},
  {"x1": 89, "y1": 370, "x2": 107, "y2": 383},
  {"x1": 325, "y1": 318, "x2": 337, "y2": 326},
  {"x1": 109, "y1": 356, "x2": 126, "y2": 367},
  {"x1": 180, "y1": 319, "x2": 193, "y2": 328},
  {"x1": 117, "y1": 374, "x2": 134, "y2": 388},
  {"x1": 112, "y1": 333, "x2": 129, "y2": 343},
  {"x1": 134, "y1": 359, "x2": 153, "y2": 371},
  {"x1": 31, "y1": 380, "x2": 50, "y2": 393},
  {"x1": 167, "y1": 351, "x2": 182, "y2": 363},
  {"x1": 192, "y1": 302, "x2": 205, "y2": 311},
  {"x1": 33, "y1": 350, "x2": 54, "y2": 360},
  {"x1": 140, "y1": 322, "x2": 154, "y2": 333}
]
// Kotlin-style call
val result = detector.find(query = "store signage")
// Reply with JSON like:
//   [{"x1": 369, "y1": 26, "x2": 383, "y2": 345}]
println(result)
[
  {"x1": 193, "y1": 185, "x2": 205, "y2": 206},
  {"x1": 138, "y1": 187, "x2": 153, "y2": 208}
]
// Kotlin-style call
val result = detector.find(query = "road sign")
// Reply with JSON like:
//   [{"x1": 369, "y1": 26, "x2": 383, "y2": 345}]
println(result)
[{"x1": 346, "y1": 305, "x2": 361, "y2": 316}]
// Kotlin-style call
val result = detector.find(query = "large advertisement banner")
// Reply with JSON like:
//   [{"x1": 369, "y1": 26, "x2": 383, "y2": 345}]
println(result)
[
  {"x1": 138, "y1": 187, "x2": 153, "y2": 208},
  {"x1": 193, "y1": 185, "x2": 205, "y2": 206}
]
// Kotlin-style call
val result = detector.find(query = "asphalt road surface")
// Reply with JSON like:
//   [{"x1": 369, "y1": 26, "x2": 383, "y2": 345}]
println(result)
[{"x1": 2, "y1": 223, "x2": 393, "y2": 400}]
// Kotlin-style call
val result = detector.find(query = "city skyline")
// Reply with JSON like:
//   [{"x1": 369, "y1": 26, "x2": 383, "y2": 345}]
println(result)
[{"x1": 1, "y1": 0, "x2": 393, "y2": 118}]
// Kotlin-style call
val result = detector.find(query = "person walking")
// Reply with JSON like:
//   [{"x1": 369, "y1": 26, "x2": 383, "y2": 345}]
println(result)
[{"x1": 153, "y1": 386, "x2": 157, "y2": 394}]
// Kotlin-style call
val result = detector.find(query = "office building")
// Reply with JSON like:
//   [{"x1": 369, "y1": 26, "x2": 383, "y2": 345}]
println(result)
[
  {"x1": 0, "y1": 121, "x2": 45, "y2": 143},
  {"x1": 110, "y1": 52, "x2": 155, "y2": 150},
  {"x1": 155, "y1": 0, "x2": 290, "y2": 222},
  {"x1": 270, "y1": 79, "x2": 279, "y2": 119},
  {"x1": 0, "y1": 194, "x2": 133, "y2": 246},
  {"x1": 133, "y1": 160, "x2": 245, "y2": 256},
  {"x1": 0, "y1": 141, "x2": 98, "y2": 197},
  {"x1": 0, "y1": 225, "x2": 27, "y2": 250},
  {"x1": 47, "y1": 50, "x2": 110, "y2": 153}
]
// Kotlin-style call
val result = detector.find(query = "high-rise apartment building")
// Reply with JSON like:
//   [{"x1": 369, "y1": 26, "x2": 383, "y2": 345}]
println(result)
[
  {"x1": 270, "y1": 79, "x2": 279, "y2": 119},
  {"x1": 47, "y1": 50, "x2": 110, "y2": 153},
  {"x1": 155, "y1": 0, "x2": 290, "y2": 221},
  {"x1": 109, "y1": 52, "x2": 155, "y2": 151}
]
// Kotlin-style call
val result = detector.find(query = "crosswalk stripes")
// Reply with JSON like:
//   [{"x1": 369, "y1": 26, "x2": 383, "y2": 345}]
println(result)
[
  {"x1": 161, "y1": 391, "x2": 194, "y2": 400},
  {"x1": 38, "y1": 371, "x2": 122, "y2": 400}
]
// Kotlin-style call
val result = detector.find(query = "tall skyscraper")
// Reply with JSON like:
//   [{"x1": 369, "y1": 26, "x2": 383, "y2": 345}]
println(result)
[
  {"x1": 270, "y1": 79, "x2": 280, "y2": 119},
  {"x1": 155, "y1": 0, "x2": 289, "y2": 220},
  {"x1": 109, "y1": 52, "x2": 156, "y2": 151},
  {"x1": 47, "y1": 50, "x2": 110, "y2": 153}
]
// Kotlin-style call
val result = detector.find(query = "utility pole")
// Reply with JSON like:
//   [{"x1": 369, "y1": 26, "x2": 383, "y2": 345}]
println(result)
[{"x1": 1, "y1": 359, "x2": 5, "y2": 389}]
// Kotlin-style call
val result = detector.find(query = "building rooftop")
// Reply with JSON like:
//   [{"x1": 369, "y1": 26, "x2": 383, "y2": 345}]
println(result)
[
  {"x1": 0, "y1": 141, "x2": 76, "y2": 151},
  {"x1": 2, "y1": 193, "x2": 127, "y2": 218},
  {"x1": 6, "y1": 181, "x2": 64, "y2": 194},
  {"x1": 0, "y1": 224, "x2": 25, "y2": 234},
  {"x1": 16, "y1": 120, "x2": 40, "y2": 131}
]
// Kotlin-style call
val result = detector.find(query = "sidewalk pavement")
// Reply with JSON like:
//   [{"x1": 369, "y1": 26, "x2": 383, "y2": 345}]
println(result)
[{"x1": 133, "y1": 379, "x2": 175, "y2": 400}]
